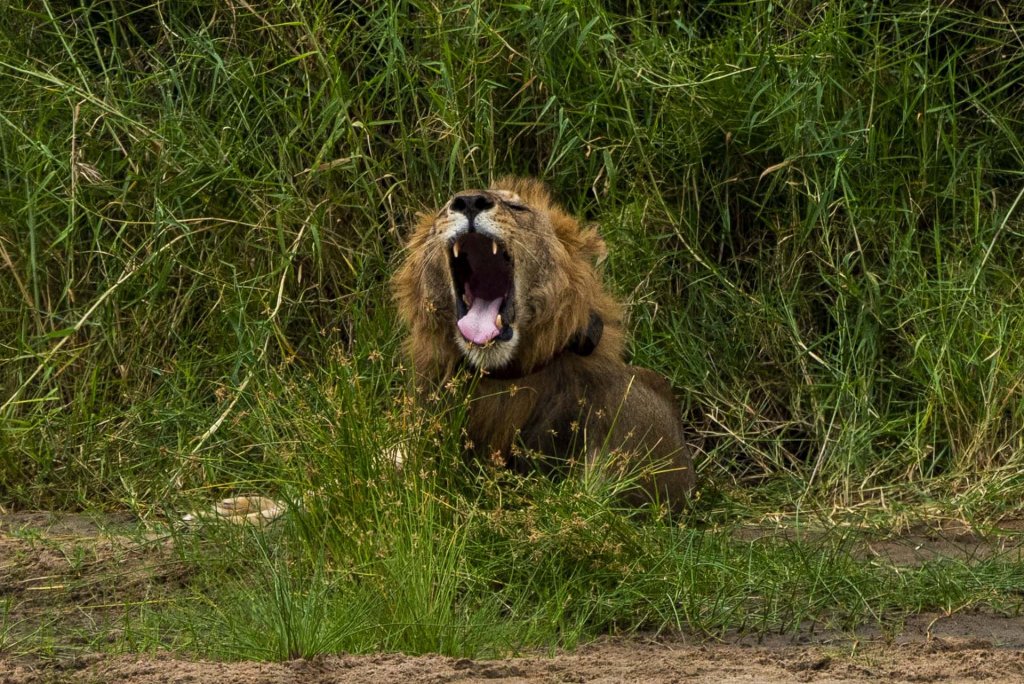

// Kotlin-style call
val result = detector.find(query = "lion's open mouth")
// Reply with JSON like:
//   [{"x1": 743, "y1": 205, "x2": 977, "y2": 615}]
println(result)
[{"x1": 449, "y1": 233, "x2": 514, "y2": 346}]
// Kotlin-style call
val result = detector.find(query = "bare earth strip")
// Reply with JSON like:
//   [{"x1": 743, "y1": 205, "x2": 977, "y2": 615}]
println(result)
[
  {"x1": 3, "y1": 512, "x2": 1024, "y2": 683},
  {"x1": 5, "y1": 627, "x2": 1024, "y2": 684}
]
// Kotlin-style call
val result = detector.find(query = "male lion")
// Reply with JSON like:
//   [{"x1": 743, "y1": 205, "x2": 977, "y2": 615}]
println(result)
[{"x1": 393, "y1": 177, "x2": 694, "y2": 509}]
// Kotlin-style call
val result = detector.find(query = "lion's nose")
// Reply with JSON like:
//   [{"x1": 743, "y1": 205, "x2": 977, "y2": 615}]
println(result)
[{"x1": 450, "y1": 194, "x2": 494, "y2": 226}]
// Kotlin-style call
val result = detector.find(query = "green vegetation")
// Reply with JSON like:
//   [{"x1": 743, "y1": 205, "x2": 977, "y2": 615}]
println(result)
[{"x1": 2, "y1": 0, "x2": 1023, "y2": 660}]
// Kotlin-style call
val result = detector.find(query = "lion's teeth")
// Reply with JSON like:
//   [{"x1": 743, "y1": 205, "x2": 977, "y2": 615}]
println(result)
[
  {"x1": 462, "y1": 294, "x2": 470, "y2": 306},
  {"x1": 495, "y1": 314, "x2": 503, "y2": 329},
  {"x1": 453, "y1": 242, "x2": 460, "y2": 258},
  {"x1": 492, "y1": 240, "x2": 498, "y2": 255}
]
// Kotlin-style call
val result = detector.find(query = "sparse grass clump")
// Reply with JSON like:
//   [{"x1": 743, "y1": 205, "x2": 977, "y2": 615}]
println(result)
[{"x1": 2, "y1": 0, "x2": 1024, "y2": 660}]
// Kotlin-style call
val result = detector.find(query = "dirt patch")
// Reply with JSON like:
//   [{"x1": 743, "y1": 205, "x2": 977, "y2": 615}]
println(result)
[
  {"x1": 4, "y1": 627, "x2": 1024, "y2": 683},
  {"x1": 735, "y1": 518, "x2": 1024, "y2": 566},
  {"x1": 861, "y1": 519, "x2": 1024, "y2": 566},
  {"x1": 3, "y1": 512, "x2": 1024, "y2": 683},
  {"x1": 0, "y1": 511, "x2": 190, "y2": 656}
]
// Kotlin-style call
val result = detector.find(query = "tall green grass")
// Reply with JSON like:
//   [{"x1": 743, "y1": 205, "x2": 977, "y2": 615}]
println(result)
[
  {"x1": 3, "y1": 1, "x2": 1022, "y2": 510},
  {"x1": 2, "y1": 0, "x2": 1024, "y2": 659}
]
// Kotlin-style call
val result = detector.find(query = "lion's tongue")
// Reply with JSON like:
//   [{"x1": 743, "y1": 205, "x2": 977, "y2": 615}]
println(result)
[{"x1": 458, "y1": 296, "x2": 502, "y2": 345}]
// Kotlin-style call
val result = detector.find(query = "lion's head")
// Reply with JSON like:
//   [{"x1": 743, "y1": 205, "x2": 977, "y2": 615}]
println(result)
[{"x1": 394, "y1": 177, "x2": 623, "y2": 378}]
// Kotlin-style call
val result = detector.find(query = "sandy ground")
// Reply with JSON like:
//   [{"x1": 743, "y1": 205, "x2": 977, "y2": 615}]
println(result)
[
  {"x1": 5, "y1": 623, "x2": 1024, "y2": 684},
  {"x1": 2, "y1": 511, "x2": 1024, "y2": 684}
]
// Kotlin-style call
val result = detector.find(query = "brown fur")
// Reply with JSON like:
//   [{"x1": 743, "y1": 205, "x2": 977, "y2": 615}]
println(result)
[{"x1": 393, "y1": 177, "x2": 694, "y2": 508}]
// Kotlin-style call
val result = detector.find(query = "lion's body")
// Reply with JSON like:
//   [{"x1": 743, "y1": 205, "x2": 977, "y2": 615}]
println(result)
[{"x1": 393, "y1": 177, "x2": 694, "y2": 508}]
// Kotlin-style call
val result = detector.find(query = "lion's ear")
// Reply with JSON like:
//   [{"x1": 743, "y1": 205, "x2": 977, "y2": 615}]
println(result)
[
  {"x1": 578, "y1": 225, "x2": 608, "y2": 266},
  {"x1": 552, "y1": 212, "x2": 608, "y2": 266}
]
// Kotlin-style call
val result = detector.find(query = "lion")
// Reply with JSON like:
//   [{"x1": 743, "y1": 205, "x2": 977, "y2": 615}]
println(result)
[{"x1": 393, "y1": 177, "x2": 695, "y2": 509}]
